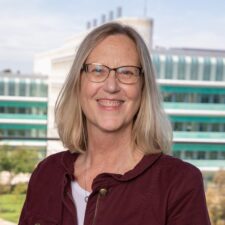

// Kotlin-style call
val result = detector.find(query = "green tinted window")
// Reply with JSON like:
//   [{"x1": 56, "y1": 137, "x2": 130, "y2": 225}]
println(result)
[
  {"x1": 165, "y1": 56, "x2": 173, "y2": 79},
  {"x1": 177, "y1": 57, "x2": 186, "y2": 79},
  {"x1": 203, "y1": 58, "x2": 211, "y2": 81},
  {"x1": 215, "y1": 58, "x2": 224, "y2": 81},
  {"x1": 30, "y1": 82, "x2": 37, "y2": 96},
  {"x1": 190, "y1": 58, "x2": 199, "y2": 80},
  {"x1": 152, "y1": 55, "x2": 161, "y2": 78},
  {"x1": 19, "y1": 81, "x2": 26, "y2": 96},
  {"x1": 0, "y1": 80, "x2": 4, "y2": 95},
  {"x1": 8, "y1": 80, "x2": 15, "y2": 96},
  {"x1": 39, "y1": 82, "x2": 48, "y2": 97}
]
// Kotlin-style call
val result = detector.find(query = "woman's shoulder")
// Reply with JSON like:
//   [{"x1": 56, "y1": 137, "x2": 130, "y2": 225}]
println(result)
[
  {"x1": 38, "y1": 150, "x2": 77, "y2": 168},
  {"x1": 41, "y1": 150, "x2": 67, "y2": 162},
  {"x1": 158, "y1": 153, "x2": 201, "y2": 174},
  {"x1": 36, "y1": 150, "x2": 68, "y2": 170},
  {"x1": 157, "y1": 153, "x2": 203, "y2": 185},
  {"x1": 160, "y1": 153, "x2": 198, "y2": 168},
  {"x1": 30, "y1": 150, "x2": 78, "y2": 181}
]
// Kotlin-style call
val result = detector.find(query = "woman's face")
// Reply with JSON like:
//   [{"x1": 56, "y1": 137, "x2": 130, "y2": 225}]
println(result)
[{"x1": 80, "y1": 34, "x2": 143, "y2": 133}]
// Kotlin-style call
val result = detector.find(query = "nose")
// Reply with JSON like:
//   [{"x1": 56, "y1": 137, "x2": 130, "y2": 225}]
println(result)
[{"x1": 102, "y1": 70, "x2": 121, "y2": 93}]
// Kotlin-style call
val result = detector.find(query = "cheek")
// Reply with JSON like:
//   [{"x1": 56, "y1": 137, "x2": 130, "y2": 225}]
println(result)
[
  {"x1": 80, "y1": 80, "x2": 103, "y2": 116},
  {"x1": 80, "y1": 78, "x2": 99, "y2": 100},
  {"x1": 126, "y1": 85, "x2": 142, "y2": 104}
]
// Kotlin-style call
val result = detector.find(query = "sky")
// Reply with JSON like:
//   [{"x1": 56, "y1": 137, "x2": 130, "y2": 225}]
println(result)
[{"x1": 0, "y1": 0, "x2": 225, "y2": 73}]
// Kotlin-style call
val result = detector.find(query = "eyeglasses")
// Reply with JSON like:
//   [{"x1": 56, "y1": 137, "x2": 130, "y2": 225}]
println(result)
[{"x1": 82, "y1": 63, "x2": 143, "y2": 84}]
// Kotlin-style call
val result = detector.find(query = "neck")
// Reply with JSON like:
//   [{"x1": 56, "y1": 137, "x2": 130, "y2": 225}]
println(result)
[
  {"x1": 83, "y1": 124, "x2": 143, "y2": 173},
  {"x1": 74, "y1": 125, "x2": 144, "y2": 193}
]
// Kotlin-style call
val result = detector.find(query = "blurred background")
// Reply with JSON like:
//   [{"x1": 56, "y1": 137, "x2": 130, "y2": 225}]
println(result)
[{"x1": 0, "y1": 0, "x2": 225, "y2": 224}]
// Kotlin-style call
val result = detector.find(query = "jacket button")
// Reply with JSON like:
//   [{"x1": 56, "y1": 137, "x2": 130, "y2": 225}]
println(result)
[{"x1": 99, "y1": 188, "x2": 107, "y2": 196}]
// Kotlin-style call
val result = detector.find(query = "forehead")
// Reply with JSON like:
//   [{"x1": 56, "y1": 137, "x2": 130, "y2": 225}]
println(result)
[{"x1": 86, "y1": 34, "x2": 140, "y2": 66}]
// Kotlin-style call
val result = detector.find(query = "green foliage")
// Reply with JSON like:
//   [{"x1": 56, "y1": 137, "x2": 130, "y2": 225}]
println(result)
[
  {"x1": 0, "y1": 184, "x2": 12, "y2": 194},
  {"x1": 0, "y1": 193, "x2": 25, "y2": 223},
  {"x1": 0, "y1": 146, "x2": 40, "y2": 173},
  {"x1": 11, "y1": 149, "x2": 38, "y2": 173},
  {"x1": 0, "y1": 146, "x2": 14, "y2": 171},
  {"x1": 0, "y1": 146, "x2": 44, "y2": 222},
  {"x1": 12, "y1": 183, "x2": 28, "y2": 195},
  {"x1": 206, "y1": 170, "x2": 225, "y2": 225}
]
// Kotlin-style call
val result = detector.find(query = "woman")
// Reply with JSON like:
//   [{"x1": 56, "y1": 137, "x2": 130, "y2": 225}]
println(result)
[{"x1": 19, "y1": 22, "x2": 211, "y2": 225}]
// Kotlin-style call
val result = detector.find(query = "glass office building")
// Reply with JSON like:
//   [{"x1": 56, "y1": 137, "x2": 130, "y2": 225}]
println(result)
[
  {"x1": 152, "y1": 48, "x2": 225, "y2": 173},
  {"x1": 0, "y1": 71, "x2": 48, "y2": 157}
]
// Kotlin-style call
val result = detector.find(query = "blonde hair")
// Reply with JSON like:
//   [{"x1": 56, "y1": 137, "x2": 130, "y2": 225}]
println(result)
[{"x1": 55, "y1": 22, "x2": 172, "y2": 154}]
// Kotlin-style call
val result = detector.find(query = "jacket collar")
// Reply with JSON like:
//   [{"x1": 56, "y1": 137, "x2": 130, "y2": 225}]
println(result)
[
  {"x1": 91, "y1": 152, "x2": 163, "y2": 191},
  {"x1": 61, "y1": 150, "x2": 162, "y2": 182},
  {"x1": 111, "y1": 152, "x2": 162, "y2": 181},
  {"x1": 61, "y1": 150, "x2": 78, "y2": 178}
]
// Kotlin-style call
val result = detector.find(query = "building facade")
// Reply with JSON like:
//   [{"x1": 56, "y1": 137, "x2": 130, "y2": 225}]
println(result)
[
  {"x1": 152, "y1": 48, "x2": 225, "y2": 172},
  {"x1": 0, "y1": 71, "x2": 48, "y2": 157}
]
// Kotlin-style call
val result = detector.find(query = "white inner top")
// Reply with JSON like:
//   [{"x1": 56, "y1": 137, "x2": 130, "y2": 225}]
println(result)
[{"x1": 71, "y1": 181, "x2": 91, "y2": 225}]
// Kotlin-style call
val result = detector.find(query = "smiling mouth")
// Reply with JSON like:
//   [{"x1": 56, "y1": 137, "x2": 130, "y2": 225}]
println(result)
[{"x1": 97, "y1": 99, "x2": 124, "y2": 107}]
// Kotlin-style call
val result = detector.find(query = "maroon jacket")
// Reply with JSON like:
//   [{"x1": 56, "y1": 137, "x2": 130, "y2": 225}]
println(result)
[{"x1": 19, "y1": 151, "x2": 211, "y2": 225}]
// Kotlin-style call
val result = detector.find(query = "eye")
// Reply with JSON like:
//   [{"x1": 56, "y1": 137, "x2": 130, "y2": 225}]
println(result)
[
  {"x1": 123, "y1": 70, "x2": 134, "y2": 76},
  {"x1": 118, "y1": 68, "x2": 134, "y2": 76},
  {"x1": 90, "y1": 65, "x2": 107, "y2": 74}
]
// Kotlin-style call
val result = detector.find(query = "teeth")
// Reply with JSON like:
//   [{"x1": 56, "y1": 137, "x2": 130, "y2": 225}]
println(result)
[{"x1": 98, "y1": 99, "x2": 123, "y2": 107}]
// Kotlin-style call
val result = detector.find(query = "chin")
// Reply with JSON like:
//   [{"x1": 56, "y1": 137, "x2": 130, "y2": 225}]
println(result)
[
  {"x1": 100, "y1": 126, "x2": 122, "y2": 133},
  {"x1": 97, "y1": 121, "x2": 131, "y2": 133}
]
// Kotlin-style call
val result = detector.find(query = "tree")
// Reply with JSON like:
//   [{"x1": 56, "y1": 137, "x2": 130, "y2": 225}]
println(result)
[
  {"x1": 206, "y1": 170, "x2": 225, "y2": 225},
  {"x1": 0, "y1": 146, "x2": 14, "y2": 171},
  {"x1": 0, "y1": 146, "x2": 40, "y2": 173}
]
